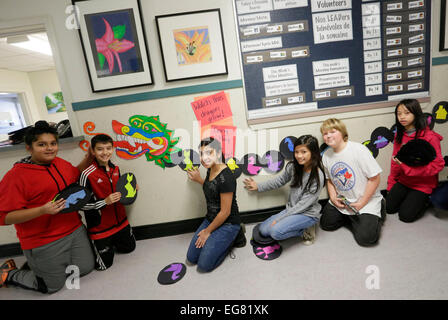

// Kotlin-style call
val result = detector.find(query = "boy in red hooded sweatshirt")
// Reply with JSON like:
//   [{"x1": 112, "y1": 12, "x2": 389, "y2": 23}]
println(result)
[
  {"x1": 386, "y1": 99, "x2": 445, "y2": 222},
  {"x1": 0, "y1": 121, "x2": 95, "y2": 293}
]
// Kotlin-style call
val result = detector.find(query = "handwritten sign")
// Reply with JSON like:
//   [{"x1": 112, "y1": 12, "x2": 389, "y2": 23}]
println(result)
[{"x1": 191, "y1": 91, "x2": 232, "y2": 126}]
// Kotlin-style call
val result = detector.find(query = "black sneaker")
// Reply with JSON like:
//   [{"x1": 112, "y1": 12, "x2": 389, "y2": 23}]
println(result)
[{"x1": 233, "y1": 223, "x2": 246, "y2": 248}]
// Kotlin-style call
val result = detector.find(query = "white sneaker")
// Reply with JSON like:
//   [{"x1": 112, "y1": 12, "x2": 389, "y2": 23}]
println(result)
[{"x1": 302, "y1": 224, "x2": 316, "y2": 245}]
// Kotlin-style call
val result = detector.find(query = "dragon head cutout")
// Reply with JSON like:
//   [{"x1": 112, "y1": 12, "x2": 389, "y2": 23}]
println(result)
[{"x1": 112, "y1": 115, "x2": 181, "y2": 169}]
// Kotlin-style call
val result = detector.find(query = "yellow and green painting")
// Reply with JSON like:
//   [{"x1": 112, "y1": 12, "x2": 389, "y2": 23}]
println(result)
[{"x1": 173, "y1": 26, "x2": 212, "y2": 66}]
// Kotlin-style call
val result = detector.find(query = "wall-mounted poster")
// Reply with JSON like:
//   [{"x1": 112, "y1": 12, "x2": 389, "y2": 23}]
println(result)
[
  {"x1": 73, "y1": 0, "x2": 153, "y2": 92},
  {"x1": 156, "y1": 9, "x2": 228, "y2": 81},
  {"x1": 44, "y1": 92, "x2": 66, "y2": 113}
]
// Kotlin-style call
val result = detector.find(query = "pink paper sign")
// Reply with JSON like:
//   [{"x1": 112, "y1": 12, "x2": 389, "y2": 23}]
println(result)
[
  {"x1": 191, "y1": 91, "x2": 232, "y2": 126},
  {"x1": 210, "y1": 125, "x2": 237, "y2": 159}
]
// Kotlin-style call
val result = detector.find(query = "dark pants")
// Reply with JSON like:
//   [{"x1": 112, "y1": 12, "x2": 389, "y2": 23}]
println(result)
[
  {"x1": 320, "y1": 202, "x2": 381, "y2": 247},
  {"x1": 386, "y1": 182, "x2": 429, "y2": 223},
  {"x1": 92, "y1": 224, "x2": 136, "y2": 271}
]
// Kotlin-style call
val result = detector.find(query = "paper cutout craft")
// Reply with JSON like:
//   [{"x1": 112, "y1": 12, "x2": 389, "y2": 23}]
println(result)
[
  {"x1": 396, "y1": 139, "x2": 436, "y2": 167},
  {"x1": 210, "y1": 125, "x2": 237, "y2": 160},
  {"x1": 432, "y1": 101, "x2": 448, "y2": 124},
  {"x1": 250, "y1": 239, "x2": 282, "y2": 260},
  {"x1": 116, "y1": 172, "x2": 138, "y2": 205},
  {"x1": 52, "y1": 183, "x2": 92, "y2": 214},
  {"x1": 423, "y1": 112, "x2": 435, "y2": 130},
  {"x1": 241, "y1": 154, "x2": 263, "y2": 176},
  {"x1": 279, "y1": 136, "x2": 297, "y2": 160},
  {"x1": 370, "y1": 127, "x2": 394, "y2": 149},
  {"x1": 157, "y1": 263, "x2": 186, "y2": 285},
  {"x1": 226, "y1": 157, "x2": 242, "y2": 179},
  {"x1": 112, "y1": 115, "x2": 181, "y2": 168},
  {"x1": 261, "y1": 150, "x2": 284, "y2": 174},
  {"x1": 252, "y1": 223, "x2": 276, "y2": 245},
  {"x1": 79, "y1": 121, "x2": 108, "y2": 152},
  {"x1": 319, "y1": 143, "x2": 329, "y2": 156},
  {"x1": 171, "y1": 149, "x2": 201, "y2": 171},
  {"x1": 362, "y1": 140, "x2": 379, "y2": 158},
  {"x1": 190, "y1": 91, "x2": 233, "y2": 127}
]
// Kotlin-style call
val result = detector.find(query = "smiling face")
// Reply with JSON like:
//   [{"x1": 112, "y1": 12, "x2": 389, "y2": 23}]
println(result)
[
  {"x1": 26, "y1": 133, "x2": 58, "y2": 164},
  {"x1": 199, "y1": 145, "x2": 220, "y2": 169},
  {"x1": 322, "y1": 128, "x2": 345, "y2": 150},
  {"x1": 396, "y1": 104, "x2": 416, "y2": 130},
  {"x1": 294, "y1": 144, "x2": 312, "y2": 168},
  {"x1": 93, "y1": 142, "x2": 114, "y2": 166}
]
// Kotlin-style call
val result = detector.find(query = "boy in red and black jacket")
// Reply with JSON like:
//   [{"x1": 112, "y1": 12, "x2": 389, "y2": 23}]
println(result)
[{"x1": 80, "y1": 134, "x2": 136, "y2": 270}]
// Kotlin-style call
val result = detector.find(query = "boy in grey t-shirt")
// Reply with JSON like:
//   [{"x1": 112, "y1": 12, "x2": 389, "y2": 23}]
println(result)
[{"x1": 320, "y1": 118, "x2": 384, "y2": 247}]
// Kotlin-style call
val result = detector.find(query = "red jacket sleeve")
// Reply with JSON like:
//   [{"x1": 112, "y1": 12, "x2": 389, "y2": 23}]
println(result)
[
  {"x1": 387, "y1": 139, "x2": 401, "y2": 191},
  {"x1": 400, "y1": 134, "x2": 445, "y2": 177},
  {"x1": 0, "y1": 170, "x2": 27, "y2": 225}
]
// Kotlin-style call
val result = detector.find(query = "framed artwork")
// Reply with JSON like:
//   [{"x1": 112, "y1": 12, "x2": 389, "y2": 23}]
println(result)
[
  {"x1": 73, "y1": 0, "x2": 153, "y2": 92},
  {"x1": 441, "y1": 0, "x2": 448, "y2": 51},
  {"x1": 44, "y1": 92, "x2": 66, "y2": 113},
  {"x1": 155, "y1": 9, "x2": 228, "y2": 81}
]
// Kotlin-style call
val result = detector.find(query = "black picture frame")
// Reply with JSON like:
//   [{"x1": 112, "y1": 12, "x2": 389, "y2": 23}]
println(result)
[
  {"x1": 72, "y1": 0, "x2": 153, "y2": 92},
  {"x1": 440, "y1": 0, "x2": 448, "y2": 51},
  {"x1": 155, "y1": 9, "x2": 228, "y2": 82}
]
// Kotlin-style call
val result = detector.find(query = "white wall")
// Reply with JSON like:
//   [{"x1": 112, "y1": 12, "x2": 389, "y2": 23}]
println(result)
[
  {"x1": 27, "y1": 69, "x2": 68, "y2": 124},
  {"x1": 0, "y1": 0, "x2": 447, "y2": 245}
]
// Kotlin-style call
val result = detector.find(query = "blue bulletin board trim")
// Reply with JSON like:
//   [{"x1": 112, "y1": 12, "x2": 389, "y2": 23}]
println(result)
[{"x1": 72, "y1": 80, "x2": 244, "y2": 111}]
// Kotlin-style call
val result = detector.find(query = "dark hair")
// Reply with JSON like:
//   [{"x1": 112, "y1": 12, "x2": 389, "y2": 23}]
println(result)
[
  {"x1": 198, "y1": 137, "x2": 225, "y2": 163},
  {"x1": 395, "y1": 99, "x2": 427, "y2": 144},
  {"x1": 24, "y1": 120, "x2": 58, "y2": 146},
  {"x1": 289, "y1": 135, "x2": 325, "y2": 193},
  {"x1": 91, "y1": 134, "x2": 114, "y2": 149}
]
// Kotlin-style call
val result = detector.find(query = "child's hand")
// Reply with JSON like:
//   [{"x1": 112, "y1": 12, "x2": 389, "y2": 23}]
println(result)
[
  {"x1": 42, "y1": 198, "x2": 66, "y2": 215},
  {"x1": 243, "y1": 178, "x2": 258, "y2": 191},
  {"x1": 187, "y1": 167, "x2": 201, "y2": 183},
  {"x1": 195, "y1": 229, "x2": 211, "y2": 248},
  {"x1": 105, "y1": 192, "x2": 121, "y2": 205},
  {"x1": 392, "y1": 157, "x2": 402, "y2": 165},
  {"x1": 136, "y1": 184, "x2": 140, "y2": 191},
  {"x1": 331, "y1": 196, "x2": 346, "y2": 209}
]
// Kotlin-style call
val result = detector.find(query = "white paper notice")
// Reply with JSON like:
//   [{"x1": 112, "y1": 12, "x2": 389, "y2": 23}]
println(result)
[
  {"x1": 312, "y1": 58, "x2": 350, "y2": 76},
  {"x1": 314, "y1": 72, "x2": 350, "y2": 90},
  {"x1": 263, "y1": 64, "x2": 298, "y2": 82},
  {"x1": 236, "y1": 0, "x2": 273, "y2": 14},
  {"x1": 364, "y1": 50, "x2": 382, "y2": 62},
  {"x1": 312, "y1": 10, "x2": 353, "y2": 44},
  {"x1": 365, "y1": 73, "x2": 382, "y2": 85},
  {"x1": 238, "y1": 12, "x2": 271, "y2": 26},
  {"x1": 363, "y1": 38, "x2": 381, "y2": 50},
  {"x1": 265, "y1": 79, "x2": 300, "y2": 97},
  {"x1": 311, "y1": 0, "x2": 352, "y2": 12},
  {"x1": 241, "y1": 37, "x2": 283, "y2": 52},
  {"x1": 273, "y1": 0, "x2": 308, "y2": 10},
  {"x1": 365, "y1": 84, "x2": 382, "y2": 96},
  {"x1": 364, "y1": 61, "x2": 382, "y2": 74}
]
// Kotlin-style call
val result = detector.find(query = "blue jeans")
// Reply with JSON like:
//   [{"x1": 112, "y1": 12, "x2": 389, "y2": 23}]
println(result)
[
  {"x1": 186, "y1": 219, "x2": 240, "y2": 272},
  {"x1": 259, "y1": 209, "x2": 318, "y2": 241}
]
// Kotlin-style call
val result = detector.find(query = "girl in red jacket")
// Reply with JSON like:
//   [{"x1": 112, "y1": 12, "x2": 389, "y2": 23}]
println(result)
[
  {"x1": 386, "y1": 99, "x2": 445, "y2": 222},
  {"x1": 0, "y1": 121, "x2": 95, "y2": 293}
]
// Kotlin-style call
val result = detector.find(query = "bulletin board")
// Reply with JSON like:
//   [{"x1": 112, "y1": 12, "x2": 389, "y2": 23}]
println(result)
[{"x1": 233, "y1": 0, "x2": 431, "y2": 122}]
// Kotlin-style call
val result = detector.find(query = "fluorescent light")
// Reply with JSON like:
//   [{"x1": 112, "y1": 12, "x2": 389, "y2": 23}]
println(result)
[
  {"x1": 0, "y1": 93, "x2": 9, "y2": 95},
  {"x1": 7, "y1": 34, "x2": 53, "y2": 56}
]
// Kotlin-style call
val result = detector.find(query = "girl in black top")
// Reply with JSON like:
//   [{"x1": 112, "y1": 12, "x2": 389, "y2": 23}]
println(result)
[{"x1": 186, "y1": 138, "x2": 242, "y2": 272}]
